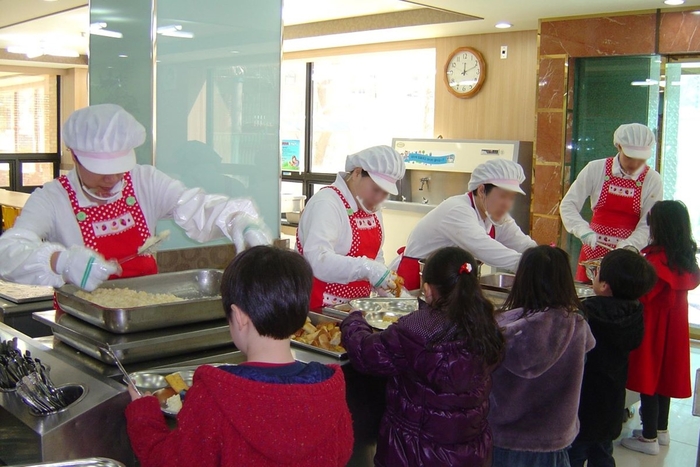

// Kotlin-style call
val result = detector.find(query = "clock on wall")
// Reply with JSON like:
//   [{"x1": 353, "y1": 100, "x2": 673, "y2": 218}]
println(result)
[{"x1": 444, "y1": 46, "x2": 487, "y2": 98}]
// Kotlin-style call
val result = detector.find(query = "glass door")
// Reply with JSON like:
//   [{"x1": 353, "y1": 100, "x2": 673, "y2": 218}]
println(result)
[{"x1": 660, "y1": 59, "x2": 700, "y2": 337}]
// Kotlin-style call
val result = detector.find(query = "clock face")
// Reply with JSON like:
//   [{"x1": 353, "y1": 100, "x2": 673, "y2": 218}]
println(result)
[{"x1": 445, "y1": 47, "x2": 486, "y2": 98}]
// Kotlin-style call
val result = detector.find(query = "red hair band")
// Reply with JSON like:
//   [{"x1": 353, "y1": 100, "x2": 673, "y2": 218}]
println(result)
[{"x1": 459, "y1": 263, "x2": 473, "y2": 275}]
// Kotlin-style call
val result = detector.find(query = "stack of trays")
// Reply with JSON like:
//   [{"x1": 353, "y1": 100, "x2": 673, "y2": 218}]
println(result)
[{"x1": 36, "y1": 270, "x2": 233, "y2": 365}]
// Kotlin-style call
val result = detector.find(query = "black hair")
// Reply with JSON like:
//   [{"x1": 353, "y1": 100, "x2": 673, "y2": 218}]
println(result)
[
  {"x1": 647, "y1": 200, "x2": 700, "y2": 275},
  {"x1": 599, "y1": 249, "x2": 657, "y2": 300},
  {"x1": 502, "y1": 245, "x2": 582, "y2": 317},
  {"x1": 471, "y1": 183, "x2": 496, "y2": 197},
  {"x1": 422, "y1": 247, "x2": 505, "y2": 366},
  {"x1": 220, "y1": 246, "x2": 313, "y2": 339}
]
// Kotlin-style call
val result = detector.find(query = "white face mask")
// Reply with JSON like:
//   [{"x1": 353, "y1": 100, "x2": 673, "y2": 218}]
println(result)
[
  {"x1": 356, "y1": 196, "x2": 382, "y2": 214},
  {"x1": 76, "y1": 168, "x2": 124, "y2": 202},
  {"x1": 479, "y1": 191, "x2": 512, "y2": 227}
]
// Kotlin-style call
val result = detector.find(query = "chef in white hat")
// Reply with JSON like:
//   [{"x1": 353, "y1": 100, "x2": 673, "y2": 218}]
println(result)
[
  {"x1": 560, "y1": 123, "x2": 662, "y2": 282},
  {"x1": 396, "y1": 159, "x2": 536, "y2": 291},
  {"x1": 296, "y1": 145, "x2": 406, "y2": 308},
  {"x1": 0, "y1": 104, "x2": 270, "y2": 292}
]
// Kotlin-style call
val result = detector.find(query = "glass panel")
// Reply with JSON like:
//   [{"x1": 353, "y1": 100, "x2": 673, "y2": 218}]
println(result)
[
  {"x1": 311, "y1": 48, "x2": 436, "y2": 173},
  {"x1": 567, "y1": 55, "x2": 661, "y2": 270},
  {"x1": 312, "y1": 183, "x2": 330, "y2": 196},
  {"x1": 21, "y1": 162, "x2": 54, "y2": 187},
  {"x1": 0, "y1": 162, "x2": 9, "y2": 187},
  {"x1": 281, "y1": 61, "x2": 306, "y2": 173},
  {"x1": 0, "y1": 74, "x2": 58, "y2": 154},
  {"x1": 153, "y1": 0, "x2": 283, "y2": 248},
  {"x1": 281, "y1": 181, "x2": 303, "y2": 197}
]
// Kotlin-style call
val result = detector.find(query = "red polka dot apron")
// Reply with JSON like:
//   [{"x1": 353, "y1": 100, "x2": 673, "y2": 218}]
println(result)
[
  {"x1": 297, "y1": 186, "x2": 382, "y2": 309},
  {"x1": 575, "y1": 157, "x2": 649, "y2": 282},
  {"x1": 396, "y1": 192, "x2": 494, "y2": 291},
  {"x1": 58, "y1": 172, "x2": 158, "y2": 279}
]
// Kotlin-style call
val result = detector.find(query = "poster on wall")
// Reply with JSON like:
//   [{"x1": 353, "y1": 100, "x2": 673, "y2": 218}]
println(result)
[
  {"x1": 281, "y1": 140, "x2": 301, "y2": 172},
  {"x1": 392, "y1": 138, "x2": 517, "y2": 173}
]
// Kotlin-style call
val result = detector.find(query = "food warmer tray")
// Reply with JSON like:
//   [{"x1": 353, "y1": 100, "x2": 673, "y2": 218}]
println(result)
[
  {"x1": 33, "y1": 311, "x2": 234, "y2": 365},
  {"x1": 290, "y1": 312, "x2": 347, "y2": 360},
  {"x1": 322, "y1": 298, "x2": 418, "y2": 320},
  {"x1": 0, "y1": 280, "x2": 54, "y2": 304},
  {"x1": 55, "y1": 269, "x2": 223, "y2": 334},
  {"x1": 9, "y1": 458, "x2": 126, "y2": 467}
]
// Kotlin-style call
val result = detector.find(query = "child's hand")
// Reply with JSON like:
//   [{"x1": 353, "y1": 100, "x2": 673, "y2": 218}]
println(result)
[{"x1": 128, "y1": 384, "x2": 151, "y2": 401}]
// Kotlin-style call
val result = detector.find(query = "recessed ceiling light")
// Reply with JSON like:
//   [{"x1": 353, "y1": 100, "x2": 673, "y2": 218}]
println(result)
[
  {"x1": 692, "y1": 10, "x2": 700, "y2": 14},
  {"x1": 664, "y1": 0, "x2": 685, "y2": 5},
  {"x1": 495, "y1": 22, "x2": 513, "y2": 29},
  {"x1": 118, "y1": 54, "x2": 128, "y2": 58}
]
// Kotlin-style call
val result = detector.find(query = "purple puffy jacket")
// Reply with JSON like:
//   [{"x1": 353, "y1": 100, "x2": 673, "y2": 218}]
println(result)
[{"x1": 341, "y1": 301, "x2": 499, "y2": 467}]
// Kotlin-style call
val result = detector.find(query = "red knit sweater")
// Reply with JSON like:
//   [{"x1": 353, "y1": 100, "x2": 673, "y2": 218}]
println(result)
[{"x1": 125, "y1": 364, "x2": 353, "y2": 467}]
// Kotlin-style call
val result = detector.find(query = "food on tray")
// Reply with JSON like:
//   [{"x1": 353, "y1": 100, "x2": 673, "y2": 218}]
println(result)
[
  {"x1": 139, "y1": 230, "x2": 171, "y2": 255},
  {"x1": 165, "y1": 393, "x2": 183, "y2": 414},
  {"x1": 75, "y1": 288, "x2": 184, "y2": 308},
  {"x1": 154, "y1": 387, "x2": 177, "y2": 405},
  {"x1": 366, "y1": 313, "x2": 401, "y2": 330},
  {"x1": 165, "y1": 372, "x2": 190, "y2": 393},
  {"x1": 383, "y1": 315, "x2": 399, "y2": 324},
  {"x1": 292, "y1": 318, "x2": 345, "y2": 353},
  {"x1": 390, "y1": 275, "x2": 405, "y2": 298},
  {"x1": 334, "y1": 303, "x2": 353, "y2": 312}
]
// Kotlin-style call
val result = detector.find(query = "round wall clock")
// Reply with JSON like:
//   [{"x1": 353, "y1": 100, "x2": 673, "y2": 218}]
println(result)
[{"x1": 444, "y1": 46, "x2": 487, "y2": 98}]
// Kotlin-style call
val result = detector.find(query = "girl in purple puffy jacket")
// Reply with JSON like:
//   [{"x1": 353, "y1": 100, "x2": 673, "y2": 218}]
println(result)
[{"x1": 341, "y1": 246, "x2": 505, "y2": 467}]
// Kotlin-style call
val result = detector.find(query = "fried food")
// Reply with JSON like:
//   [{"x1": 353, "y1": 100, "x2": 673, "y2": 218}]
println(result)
[
  {"x1": 165, "y1": 372, "x2": 190, "y2": 393},
  {"x1": 154, "y1": 387, "x2": 176, "y2": 405},
  {"x1": 292, "y1": 318, "x2": 345, "y2": 353},
  {"x1": 390, "y1": 275, "x2": 405, "y2": 297}
]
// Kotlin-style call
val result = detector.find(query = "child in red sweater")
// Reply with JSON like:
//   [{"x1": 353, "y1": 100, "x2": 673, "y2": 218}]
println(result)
[{"x1": 125, "y1": 246, "x2": 354, "y2": 467}]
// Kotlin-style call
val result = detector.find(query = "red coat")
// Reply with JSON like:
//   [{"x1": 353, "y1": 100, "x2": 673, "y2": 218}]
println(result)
[
  {"x1": 125, "y1": 364, "x2": 353, "y2": 467},
  {"x1": 627, "y1": 247, "x2": 700, "y2": 398}
]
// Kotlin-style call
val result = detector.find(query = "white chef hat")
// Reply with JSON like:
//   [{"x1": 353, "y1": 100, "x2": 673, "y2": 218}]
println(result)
[
  {"x1": 63, "y1": 104, "x2": 145, "y2": 175},
  {"x1": 613, "y1": 123, "x2": 656, "y2": 160},
  {"x1": 345, "y1": 145, "x2": 406, "y2": 195},
  {"x1": 467, "y1": 159, "x2": 526, "y2": 195}
]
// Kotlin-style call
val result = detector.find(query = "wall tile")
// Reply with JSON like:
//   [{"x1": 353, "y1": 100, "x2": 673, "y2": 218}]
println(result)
[
  {"x1": 538, "y1": 58, "x2": 566, "y2": 109},
  {"x1": 535, "y1": 111, "x2": 564, "y2": 164},
  {"x1": 659, "y1": 11, "x2": 700, "y2": 53},
  {"x1": 531, "y1": 215, "x2": 561, "y2": 245},
  {"x1": 532, "y1": 164, "x2": 563, "y2": 215},
  {"x1": 540, "y1": 14, "x2": 657, "y2": 57}
]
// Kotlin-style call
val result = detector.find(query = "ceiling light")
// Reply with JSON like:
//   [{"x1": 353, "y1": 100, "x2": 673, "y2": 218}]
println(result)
[
  {"x1": 90, "y1": 22, "x2": 123, "y2": 39},
  {"x1": 495, "y1": 22, "x2": 513, "y2": 29},
  {"x1": 118, "y1": 54, "x2": 128, "y2": 58},
  {"x1": 6, "y1": 45, "x2": 79, "y2": 59},
  {"x1": 664, "y1": 0, "x2": 685, "y2": 5},
  {"x1": 692, "y1": 10, "x2": 700, "y2": 14},
  {"x1": 156, "y1": 25, "x2": 194, "y2": 39}
]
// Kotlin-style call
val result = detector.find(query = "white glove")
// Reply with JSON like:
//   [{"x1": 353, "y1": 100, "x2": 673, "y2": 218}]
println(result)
[
  {"x1": 580, "y1": 230, "x2": 598, "y2": 249},
  {"x1": 229, "y1": 213, "x2": 272, "y2": 254},
  {"x1": 55, "y1": 246, "x2": 120, "y2": 291},
  {"x1": 361, "y1": 259, "x2": 397, "y2": 290}
]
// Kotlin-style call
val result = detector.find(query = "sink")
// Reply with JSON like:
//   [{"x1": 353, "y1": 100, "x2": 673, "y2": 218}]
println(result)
[{"x1": 479, "y1": 274, "x2": 515, "y2": 293}]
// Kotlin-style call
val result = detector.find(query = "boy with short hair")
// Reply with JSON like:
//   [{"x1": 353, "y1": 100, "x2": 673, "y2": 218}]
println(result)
[
  {"x1": 568, "y1": 249, "x2": 657, "y2": 467},
  {"x1": 125, "y1": 246, "x2": 354, "y2": 467}
]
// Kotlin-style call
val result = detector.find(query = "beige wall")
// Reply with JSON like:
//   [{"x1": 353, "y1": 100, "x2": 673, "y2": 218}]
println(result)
[
  {"x1": 60, "y1": 67, "x2": 88, "y2": 167},
  {"x1": 284, "y1": 29, "x2": 538, "y2": 143}
]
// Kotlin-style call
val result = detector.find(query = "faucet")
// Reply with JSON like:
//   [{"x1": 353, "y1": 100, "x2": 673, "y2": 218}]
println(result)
[{"x1": 418, "y1": 177, "x2": 431, "y2": 191}]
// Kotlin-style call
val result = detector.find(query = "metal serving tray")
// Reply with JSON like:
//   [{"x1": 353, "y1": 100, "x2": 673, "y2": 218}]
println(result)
[
  {"x1": 10, "y1": 458, "x2": 126, "y2": 467},
  {"x1": 290, "y1": 312, "x2": 347, "y2": 360},
  {"x1": 33, "y1": 311, "x2": 234, "y2": 364},
  {"x1": 55, "y1": 269, "x2": 223, "y2": 334}
]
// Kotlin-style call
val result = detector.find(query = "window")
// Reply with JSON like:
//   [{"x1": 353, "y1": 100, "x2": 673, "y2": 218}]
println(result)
[
  {"x1": 0, "y1": 73, "x2": 60, "y2": 193},
  {"x1": 280, "y1": 48, "x2": 436, "y2": 202},
  {"x1": 311, "y1": 49, "x2": 436, "y2": 173}
]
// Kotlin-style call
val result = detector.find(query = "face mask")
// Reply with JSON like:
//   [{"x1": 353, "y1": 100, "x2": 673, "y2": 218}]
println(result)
[
  {"x1": 76, "y1": 169, "x2": 124, "y2": 202},
  {"x1": 480, "y1": 191, "x2": 512, "y2": 227},
  {"x1": 356, "y1": 196, "x2": 382, "y2": 214}
]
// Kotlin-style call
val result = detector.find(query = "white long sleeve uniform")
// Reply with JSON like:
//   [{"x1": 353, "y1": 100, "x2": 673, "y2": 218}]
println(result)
[
  {"x1": 560, "y1": 155, "x2": 662, "y2": 251},
  {"x1": 0, "y1": 164, "x2": 261, "y2": 287},
  {"x1": 297, "y1": 174, "x2": 385, "y2": 285},
  {"x1": 403, "y1": 194, "x2": 536, "y2": 271}
]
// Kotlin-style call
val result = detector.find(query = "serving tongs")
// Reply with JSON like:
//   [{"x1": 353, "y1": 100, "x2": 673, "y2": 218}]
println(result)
[
  {"x1": 117, "y1": 230, "x2": 171, "y2": 265},
  {"x1": 101, "y1": 344, "x2": 142, "y2": 397}
]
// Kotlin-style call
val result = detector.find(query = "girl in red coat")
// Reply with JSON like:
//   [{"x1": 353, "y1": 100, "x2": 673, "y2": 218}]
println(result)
[{"x1": 622, "y1": 200, "x2": 700, "y2": 455}]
